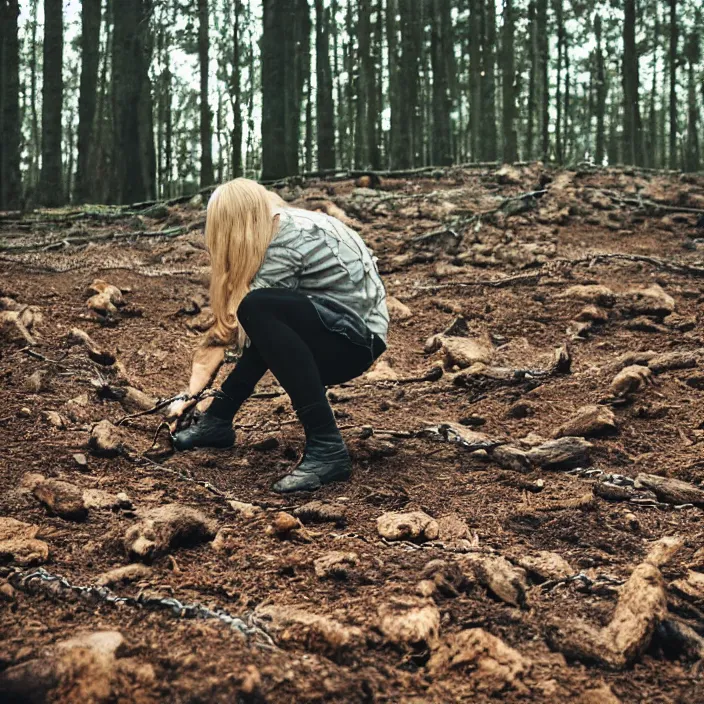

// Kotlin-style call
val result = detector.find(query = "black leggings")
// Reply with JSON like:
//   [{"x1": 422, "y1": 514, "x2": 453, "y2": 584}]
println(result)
[{"x1": 208, "y1": 288, "x2": 384, "y2": 421}]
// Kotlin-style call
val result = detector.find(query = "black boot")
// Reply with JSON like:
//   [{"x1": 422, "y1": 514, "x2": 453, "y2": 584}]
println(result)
[
  {"x1": 272, "y1": 402, "x2": 352, "y2": 493},
  {"x1": 172, "y1": 411, "x2": 235, "y2": 451}
]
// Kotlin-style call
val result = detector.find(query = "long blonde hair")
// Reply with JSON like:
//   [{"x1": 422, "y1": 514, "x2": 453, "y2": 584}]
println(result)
[{"x1": 204, "y1": 178, "x2": 285, "y2": 346}]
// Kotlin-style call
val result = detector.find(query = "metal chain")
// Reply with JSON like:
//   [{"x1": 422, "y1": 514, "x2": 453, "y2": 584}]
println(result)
[
  {"x1": 5, "y1": 567, "x2": 276, "y2": 649},
  {"x1": 541, "y1": 571, "x2": 626, "y2": 593}
]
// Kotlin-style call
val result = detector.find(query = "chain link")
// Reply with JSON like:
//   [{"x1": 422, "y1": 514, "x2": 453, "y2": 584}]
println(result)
[{"x1": 5, "y1": 566, "x2": 276, "y2": 649}]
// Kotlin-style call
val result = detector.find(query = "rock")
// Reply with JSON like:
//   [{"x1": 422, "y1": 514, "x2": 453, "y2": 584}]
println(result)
[
  {"x1": 671, "y1": 571, "x2": 704, "y2": 605},
  {"x1": 24, "y1": 370, "x2": 47, "y2": 393},
  {"x1": 622, "y1": 283, "x2": 675, "y2": 317},
  {"x1": 547, "y1": 561, "x2": 666, "y2": 669},
  {"x1": 376, "y1": 511, "x2": 439, "y2": 542},
  {"x1": 18, "y1": 406, "x2": 31, "y2": 418},
  {"x1": 605, "y1": 350, "x2": 657, "y2": 373},
  {"x1": 647, "y1": 350, "x2": 699, "y2": 374},
  {"x1": 626, "y1": 316, "x2": 668, "y2": 333},
  {"x1": 526, "y1": 437, "x2": 592, "y2": 470},
  {"x1": 124, "y1": 504, "x2": 217, "y2": 562},
  {"x1": 576, "y1": 305, "x2": 609, "y2": 323},
  {"x1": 377, "y1": 597, "x2": 441, "y2": 648},
  {"x1": 575, "y1": 684, "x2": 622, "y2": 704},
  {"x1": 554, "y1": 405, "x2": 617, "y2": 438},
  {"x1": 271, "y1": 511, "x2": 302, "y2": 536},
  {"x1": 515, "y1": 551, "x2": 574, "y2": 582},
  {"x1": 635, "y1": 473, "x2": 704, "y2": 507},
  {"x1": 86, "y1": 279, "x2": 124, "y2": 315},
  {"x1": 0, "y1": 309, "x2": 39, "y2": 345},
  {"x1": 73, "y1": 453, "x2": 88, "y2": 468},
  {"x1": 20, "y1": 472, "x2": 46, "y2": 490},
  {"x1": 256, "y1": 604, "x2": 362, "y2": 656},
  {"x1": 561, "y1": 284, "x2": 615, "y2": 307},
  {"x1": 294, "y1": 500, "x2": 347, "y2": 526},
  {"x1": 428, "y1": 629, "x2": 530, "y2": 694},
  {"x1": 610, "y1": 364, "x2": 653, "y2": 397},
  {"x1": 89, "y1": 420, "x2": 125, "y2": 457},
  {"x1": 252, "y1": 435, "x2": 279, "y2": 451},
  {"x1": 0, "y1": 581, "x2": 16, "y2": 601},
  {"x1": 688, "y1": 547, "x2": 704, "y2": 572},
  {"x1": 42, "y1": 410, "x2": 66, "y2": 429},
  {"x1": 95, "y1": 564, "x2": 152, "y2": 587},
  {"x1": 33, "y1": 479, "x2": 88, "y2": 521},
  {"x1": 433, "y1": 334, "x2": 493, "y2": 370},
  {"x1": 185, "y1": 307, "x2": 215, "y2": 332},
  {"x1": 188, "y1": 193, "x2": 204, "y2": 209},
  {"x1": 116, "y1": 386, "x2": 156, "y2": 413},
  {"x1": 313, "y1": 551, "x2": 358, "y2": 579},
  {"x1": 491, "y1": 445, "x2": 532, "y2": 473},
  {"x1": 212, "y1": 526, "x2": 240, "y2": 554},
  {"x1": 664, "y1": 313, "x2": 696, "y2": 332},
  {"x1": 461, "y1": 554, "x2": 528, "y2": 608},
  {"x1": 420, "y1": 559, "x2": 467, "y2": 596},
  {"x1": 0, "y1": 517, "x2": 49, "y2": 566},
  {"x1": 593, "y1": 481, "x2": 639, "y2": 502},
  {"x1": 655, "y1": 620, "x2": 704, "y2": 663},
  {"x1": 82, "y1": 488, "x2": 123, "y2": 510},
  {"x1": 66, "y1": 328, "x2": 116, "y2": 366},
  {"x1": 365, "y1": 359, "x2": 399, "y2": 382},
  {"x1": 228, "y1": 500, "x2": 263, "y2": 520},
  {"x1": 386, "y1": 296, "x2": 413, "y2": 320},
  {"x1": 56, "y1": 631, "x2": 125, "y2": 658},
  {"x1": 645, "y1": 536, "x2": 684, "y2": 567}
]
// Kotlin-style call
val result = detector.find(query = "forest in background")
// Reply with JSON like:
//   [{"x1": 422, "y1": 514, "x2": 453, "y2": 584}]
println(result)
[{"x1": 0, "y1": 0, "x2": 702, "y2": 209}]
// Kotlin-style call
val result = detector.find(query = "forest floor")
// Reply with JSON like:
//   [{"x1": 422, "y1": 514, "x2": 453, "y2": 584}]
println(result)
[{"x1": 2, "y1": 164, "x2": 704, "y2": 703}]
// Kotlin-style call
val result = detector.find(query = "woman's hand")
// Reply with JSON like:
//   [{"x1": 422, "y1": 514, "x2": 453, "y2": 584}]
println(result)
[{"x1": 167, "y1": 344, "x2": 226, "y2": 432}]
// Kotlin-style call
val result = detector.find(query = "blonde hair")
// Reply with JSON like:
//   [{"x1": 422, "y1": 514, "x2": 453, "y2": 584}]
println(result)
[{"x1": 204, "y1": 178, "x2": 285, "y2": 347}]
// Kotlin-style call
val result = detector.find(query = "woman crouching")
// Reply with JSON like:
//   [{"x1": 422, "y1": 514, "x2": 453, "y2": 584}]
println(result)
[{"x1": 170, "y1": 178, "x2": 389, "y2": 493}]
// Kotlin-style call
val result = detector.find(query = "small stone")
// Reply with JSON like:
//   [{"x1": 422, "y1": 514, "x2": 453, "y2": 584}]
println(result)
[
  {"x1": 95, "y1": 563, "x2": 152, "y2": 587},
  {"x1": 18, "y1": 407, "x2": 31, "y2": 418},
  {"x1": 228, "y1": 500, "x2": 263, "y2": 520},
  {"x1": 377, "y1": 597, "x2": 441, "y2": 648},
  {"x1": 0, "y1": 581, "x2": 16, "y2": 601},
  {"x1": 377, "y1": 511, "x2": 439, "y2": 542},
  {"x1": 0, "y1": 517, "x2": 49, "y2": 566},
  {"x1": 526, "y1": 436, "x2": 592, "y2": 470},
  {"x1": 33, "y1": 479, "x2": 88, "y2": 521},
  {"x1": 24, "y1": 370, "x2": 46, "y2": 393},
  {"x1": 56, "y1": 631, "x2": 125, "y2": 658},
  {"x1": 428, "y1": 628, "x2": 531, "y2": 694},
  {"x1": 611, "y1": 364, "x2": 653, "y2": 397},
  {"x1": 89, "y1": 420, "x2": 124, "y2": 457},
  {"x1": 124, "y1": 504, "x2": 217, "y2": 562},
  {"x1": 386, "y1": 296, "x2": 413, "y2": 320},
  {"x1": 553, "y1": 405, "x2": 617, "y2": 438},
  {"x1": 271, "y1": 512, "x2": 302, "y2": 536},
  {"x1": 82, "y1": 488, "x2": 122, "y2": 510},
  {"x1": 416, "y1": 579, "x2": 437, "y2": 597},
  {"x1": 461, "y1": 553, "x2": 529, "y2": 608},
  {"x1": 648, "y1": 350, "x2": 699, "y2": 374},
  {"x1": 252, "y1": 435, "x2": 279, "y2": 452},
  {"x1": 20, "y1": 472, "x2": 45, "y2": 490},
  {"x1": 516, "y1": 551, "x2": 574, "y2": 582},
  {"x1": 492, "y1": 445, "x2": 532, "y2": 473},
  {"x1": 42, "y1": 410, "x2": 66, "y2": 429},
  {"x1": 576, "y1": 305, "x2": 609, "y2": 323},
  {"x1": 313, "y1": 551, "x2": 358, "y2": 579},
  {"x1": 365, "y1": 359, "x2": 399, "y2": 382},
  {"x1": 294, "y1": 500, "x2": 347, "y2": 526},
  {"x1": 115, "y1": 492, "x2": 132, "y2": 508},
  {"x1": 73, "y1": 453, "x2": 88, "y2": 468},
  {"x1": 622, "y1": 283, "x2": 675, "y2": 317},
  {"x1": 561, "y1": 284, "x2": 615, "y2": 307}
]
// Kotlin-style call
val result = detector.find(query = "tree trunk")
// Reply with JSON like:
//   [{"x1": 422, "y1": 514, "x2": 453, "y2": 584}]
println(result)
[
  {"x1": 112, "y1": 0, "x2": 152, "y2": 203},
  {"x1": 38, "y1": 0, "x2": 64, "y2": 206},
  {"x1": 75, "y1": 0, "x2": 101, "y2": 204},
  {"x1": 29, "y1": 0, "x2": 40, "y2": 193},
  {"x1": 397, "y1": 0, "x2": 420, "y2": 168},
  {"x1": 0, "y1": 0, "x2": 22, "y2": 209},
  {"x1": 315, "y1": 0, "x2": 335, "y2": 170},
  {"x1": 554, "y1": 0, "x2": 563, "y2": 163},
  {"x1": 355, "y1": 2, "x2": 369, "y2": 168},
  {"x1": 198, "y1": 0, "x2": 214, "y2": 186},
  {"x1": 525, "y1": 0, "x2": 536, "y2": 160},
  {"x1": 501, "y1": 0, "x2": 517, "y2": 163},
  {"x1": 668, "y1": 0, "x2": 677, "y2": 169},
  {"x1": 431, "y1": 0, "x2": 453, "y2": 165},
  {"x1": 481, "y1": 0, "x2": 497, "y2": 161},
  {"x1": 469, "y1": 0, "x2": 482, "y2": 161},
  {"x1": 594, "y1": 15, "x2": 606, "y2": 165},
  {"x1": 386, "y1": 0, "x2": 403, "y2": 168},
  {"x1": 622, "y1": 0, "x2": 643, "y2": 165},
  {"x1": 683, "y1": 33, "x2": 700, "y2": 172},
  {"x1": 364, "y1": 0, "x2": 380, "y2": 170},
  {"x1": 537, "y1": 0, "x2": 549, "y2": 160},
  {"x1": 231, "y1": 0, "x2": 243, "y2": 178}
]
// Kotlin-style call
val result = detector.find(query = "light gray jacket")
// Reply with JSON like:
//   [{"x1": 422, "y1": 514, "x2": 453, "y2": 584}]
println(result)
[{"x1": 250, "y1": 207, "x2": 389, "y2": 347}]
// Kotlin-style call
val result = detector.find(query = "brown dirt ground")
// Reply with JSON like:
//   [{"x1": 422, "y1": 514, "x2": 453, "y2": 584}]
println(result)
[{"x1": 1, "y1": 164, "x2": 704, "y2": 703}]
